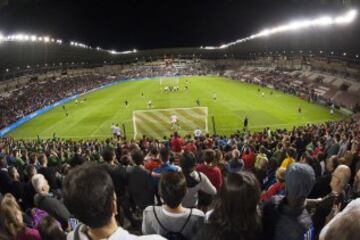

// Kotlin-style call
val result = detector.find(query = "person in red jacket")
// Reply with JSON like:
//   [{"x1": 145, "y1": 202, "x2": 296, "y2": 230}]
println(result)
[
  {"x1": 261, "y1": 167, "x2": 286, "y2": 202},
  {"x1": 241, "y1": 146, "x2": 256, "y2": 170},
  {"x1": 170, "y1": 132, "x2": 184, "y2": 153},
  {"x1": 196, "y1": 149, "x2": 223, "y2": 190}
]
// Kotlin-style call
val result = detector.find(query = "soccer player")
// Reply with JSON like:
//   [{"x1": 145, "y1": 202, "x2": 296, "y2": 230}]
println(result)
[
  {"x1": 261, "y1": 92, "x2": 265, "y2": 97},
  {"x1": 244, "y1": 116, "x2": 248, "y2": 129},
  {"x1": 75, "y1": 99, "x2": 78, "y2": 105},
  {"x1": 111, "y1": 123, "x2": 117, "y2": 138},
  {"x1": 298, "y1": 106, "x2": 302, "y2": 114},
  {"x1": 213, "y1": 92, "x2": 217, "y2": 101},
  {"x1": 194, "y1": 127, "x2": 202, "y2": 139},
  {"x1": 148, "y1": 100, "x2": 153, "y2": 109},
  {"x1": 170, "y1": 114, "x2": 178, "y2": 129},
  {"x1": 196, "y1": 98, "x2": 200, "y2": 106},
  {"x1": 124, "y1": 100, "x2": 128, "y2": 108},
  {"x1": 141, "y1": 92, "x2": 144, "y2": 97},
  {"x1": 115, "y1": 123, "x2": 121, "y2": 140}
]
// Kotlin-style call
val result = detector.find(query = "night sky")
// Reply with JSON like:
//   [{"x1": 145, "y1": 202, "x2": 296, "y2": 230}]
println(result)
[{"x1": 0, "y1": 0, "x2": 357, "y2": 51}]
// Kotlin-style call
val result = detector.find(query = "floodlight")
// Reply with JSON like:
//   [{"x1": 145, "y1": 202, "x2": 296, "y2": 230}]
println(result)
[
  {"x1": 335, "y1": 9, "x2": 357, "y2": 24},
  {"x1": 0, "y1": 33, "x2": 3, "y2": 42},
  {"x1": 133, "y1": 49, "x2": 137, "y2": 53},
  {"x1": 202, "y1": 8, "x2": 358, "y2": 50},
  {"x1": 15, "y1": 34, "x2": 25, "y2": 41},
  {"x1": 38, "y1": 37, "x2": 43, "y2": 41},
  {"x1": 31, "y1": 35, "x2": 37, "y2": 41},
  {"x1": 44, "y1": 36, "x2": 50, "y2": 43}
]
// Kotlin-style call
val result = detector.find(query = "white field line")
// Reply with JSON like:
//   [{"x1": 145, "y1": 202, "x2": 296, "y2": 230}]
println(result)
[{"x1": 133, "y1": 107, "x2": 208, "y2": 113}]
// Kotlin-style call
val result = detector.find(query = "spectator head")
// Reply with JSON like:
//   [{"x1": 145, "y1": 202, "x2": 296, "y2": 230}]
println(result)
[
  {"x1": 259, "y1": 146, "x2": 267, "y2": 154},
  {"x1": 319, "y1": 200, "x2": 360, "y2": 240},
  {"x1": 286, "y1": 148, "x2": 296, "y2": 159},
  {"x1": 285, "y1": 163, "x2": 315, "y2": 206},
  {"x1": 25, "y1": 164, "x2": 37, "y2": 179},
  {"x1": 231, "y1": 149, "x2": 241, "y2": 160},
  {"x1": 180, "y1": 151, "x2": 196, "y2": 173},
  {"x1": 38, "y1": 153, "x2": 48, "y2": 167},
  {"x1": 63, "y1": 163, "x2": 116, "y2": 229},
  {"x1": 276, "y1": 167, "x2": 286, "y2": 183},
  {"x1": 209, "y1": 172, "x2": 261, "y2": 235},
  {"x1": 214, "y1": 149, "x2": 223, "y2": 163},
  {"x1": 202, "y1": 149, "x2": 216, "y2": 165},
  {"x1": 38, "y1": 216, "x2": 66, "y2": 240},
  {"x1": 0, "y1": 156, "x2": 6, "y2": 168},
  {"x1": 131, "y1": 149, "x2": 144, "y2": 166},
  {"x1": 0, "y1": 193, "x2": 25, "y2": 238},
  {"x1": 340, "y1": 151, "x2": 353, "y2": 166},
  {"x1": 326, "y1": 156, "x2": 339, "y2": 173},
  {"x1": 159, "y1": 147, "x2": 170, "y2": 163},
  {"x1": 353, "y1": 169, "x2": 360, "y2": 198},
  {"x1": 8, "y1": 166, "x2": 20, "y2": 181},
  {"x1": 149, "y1": 145, "x2": 159, "y2": 156},
  {"x1": 330, "y1": 165, "x2": 351, "y2": 193},
  {"x1": 120, "y1": 155, "x2": 131, "y2": 166},
  {"x1": 159, "y1": 172, "x2": 187, "y2": 209},
  {"x1": 102, "y1": 148, "x2": 115, "y2": 164},
  {"x1": 31, "y1": 174, "x2": 50, "y2": 194}
]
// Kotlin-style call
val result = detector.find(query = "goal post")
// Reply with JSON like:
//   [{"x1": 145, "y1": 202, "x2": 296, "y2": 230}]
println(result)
[{"x1": 132, "y1": 107, "x2": 208, "y2": 139}]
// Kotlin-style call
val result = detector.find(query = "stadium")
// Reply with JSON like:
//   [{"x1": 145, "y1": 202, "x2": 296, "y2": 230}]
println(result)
[{"x1": 0, "y1": 0, "x2": 360, "y2": 240}]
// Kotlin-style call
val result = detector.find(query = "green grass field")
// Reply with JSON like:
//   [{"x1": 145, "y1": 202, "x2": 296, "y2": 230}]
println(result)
[{"x1": 7, "y1": 76, "x2": 344, "y2": 139}]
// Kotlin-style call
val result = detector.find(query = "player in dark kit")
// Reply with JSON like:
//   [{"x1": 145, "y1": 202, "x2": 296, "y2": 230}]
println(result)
[
  {"x1": 124, "y1": 100, "x2": 128, "y2": 108},
  {"x1": 62, "y1": 105, "x2": 69, "y2": 117},
  {"x1": 244, "y1": 116, "x2": 248, "y2": 129},
  {"x1": 196, "y1": 98, "x2": 200, "y2": 106},
  {"x1": 298, "y1": 106, "x2": 302, "y2": 114}
]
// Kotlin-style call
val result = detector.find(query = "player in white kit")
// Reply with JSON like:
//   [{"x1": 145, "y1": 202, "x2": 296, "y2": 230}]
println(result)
[{"x1": 170, "y1": 114, "x2": 179, "y2": 129}]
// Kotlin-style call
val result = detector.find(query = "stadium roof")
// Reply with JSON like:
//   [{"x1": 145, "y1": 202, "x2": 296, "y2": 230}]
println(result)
[{"x1": 1, "y1": 1, "x2": 360, "y2": 79}]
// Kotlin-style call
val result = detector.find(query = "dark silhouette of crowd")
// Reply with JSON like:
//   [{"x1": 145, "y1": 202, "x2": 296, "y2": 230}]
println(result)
[{"x1": 1, "y1": 117, "x2": 360, "y2": 240}]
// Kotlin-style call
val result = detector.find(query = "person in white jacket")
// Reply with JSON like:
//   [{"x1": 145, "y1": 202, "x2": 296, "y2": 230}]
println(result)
[{"x1": 180, "y1": 151, "x2": 217, "y2": 208}]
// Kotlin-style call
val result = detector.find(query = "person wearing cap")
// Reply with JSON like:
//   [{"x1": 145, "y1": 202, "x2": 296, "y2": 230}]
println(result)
[{"x1": 261, "y1": 163, "x2": 316, "y2": 240}]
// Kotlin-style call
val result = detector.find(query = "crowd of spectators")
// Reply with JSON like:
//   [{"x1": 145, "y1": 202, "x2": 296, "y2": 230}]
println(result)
[{"x1": 0, "y1": 117, "x2": 360, "y2": 239}]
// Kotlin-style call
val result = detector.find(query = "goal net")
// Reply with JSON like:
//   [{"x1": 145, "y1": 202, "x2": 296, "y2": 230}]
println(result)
[
  {"x1": 133, "y1": 107, "x2": 208, "y2": 139},
  {"x1": 159, "y1": 77, "x2": 179, "y2": 87}
]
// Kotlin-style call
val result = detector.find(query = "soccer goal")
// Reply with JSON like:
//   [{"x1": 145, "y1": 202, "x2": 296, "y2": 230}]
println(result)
[
  {"x1": 159, "y1": 77, "x2": 180, "y2": 87},
  {"x1": 132, "y1": 107, "x2": 208, "y2": 139}
]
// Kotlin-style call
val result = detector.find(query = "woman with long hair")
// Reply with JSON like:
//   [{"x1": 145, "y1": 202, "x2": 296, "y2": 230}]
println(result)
[
  {"x1": 0, "y1": 193, "x2": 41, "y2": 240},
  {"x1": 195, "y1": 172, "x2": 262, "y2": 240},
  {"x1": 180, "y1": 151, "x2": 217, "y2": 208}
]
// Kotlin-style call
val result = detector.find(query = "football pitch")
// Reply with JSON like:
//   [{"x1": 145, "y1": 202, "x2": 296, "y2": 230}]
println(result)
[{"x1": 7, "y1": 76, "x2": 344, "y2": 139}]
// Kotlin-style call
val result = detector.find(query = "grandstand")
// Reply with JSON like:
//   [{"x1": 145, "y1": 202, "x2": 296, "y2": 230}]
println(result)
[{"x1": 1, "y1": 2, "x2": 360, "y2": 240}]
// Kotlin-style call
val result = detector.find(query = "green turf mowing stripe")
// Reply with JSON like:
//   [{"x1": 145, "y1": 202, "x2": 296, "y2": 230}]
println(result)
[
  {"x1": 175, "y1": 109, "x2": 206, "y2": 130},
  {"x1": 134, "y1": 113, "x2": 167, "y2": 139}
]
